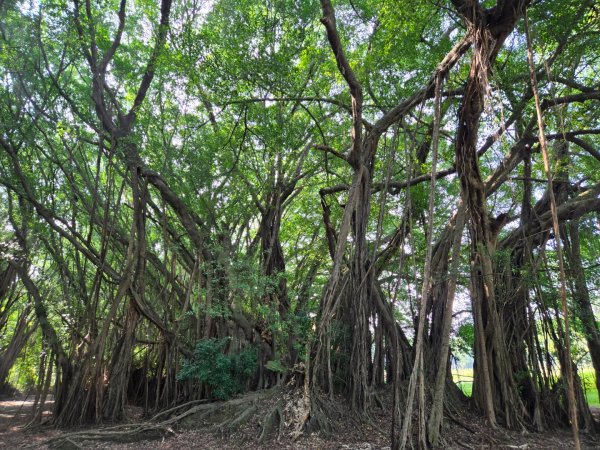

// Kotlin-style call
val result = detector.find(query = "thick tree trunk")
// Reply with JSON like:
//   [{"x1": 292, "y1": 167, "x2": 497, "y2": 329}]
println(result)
[
  {"x1": 103, "y1": 160, "x2": 147, "y2": 420},
  {"x1": 259, "y1": 195, "x2": 296, "y2": 374},
  {"x1": 348, "y1": 170, "x2": 372, "y2": 412},
  {"x1": 427, "y1": 197, "x2": 466, "y2": 445},
  {"x1": 564, "y1": 220, "x2": 600, "y2": 396},
  {"x1": 455, "y1": 25, "x2": 500, "y2": 426},
  {"x1": 0, "y1": 308, "x2": 35, "y2": 389},
  {"x1": 452, "y1": 0, "x2": 533, "y2": 428},
  {"x1": 104, "y1": 302, "x2": 140, "y2": 421},
  {"x1": 498, "y1": 150, "x2": 548, "y2": 429},
  {"x1": 313, "y1": 0, "x2": 373, "y2": 414}
]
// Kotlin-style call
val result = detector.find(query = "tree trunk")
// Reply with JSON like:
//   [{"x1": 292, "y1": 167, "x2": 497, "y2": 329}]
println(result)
[
  {"x1": 564, "y1": 220, "x2": 600, "y2": 396},
  {"x1": 453, "y1": 0, "x2": 531, "y2": 427},
  {"x1": 427, "y1": 197, "x2": 466, "y2": 445},
  {"x1": 258, "y1": 192, "x2": 295, "y2": 374},
  {"x1": 104, "y1": 302, "x2": 140, "y2": 421},
  {"x1": 0, "y1": 308, "x2": 35, "y2": 389}
]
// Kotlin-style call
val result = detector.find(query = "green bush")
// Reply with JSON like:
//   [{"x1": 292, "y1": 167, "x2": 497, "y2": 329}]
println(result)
[
  {"x1": 454, "y1": 322, "x2": 475, "y2": 356},
  {"x1": 177, "y1": 338, "x2": 257, "y2": 400}
]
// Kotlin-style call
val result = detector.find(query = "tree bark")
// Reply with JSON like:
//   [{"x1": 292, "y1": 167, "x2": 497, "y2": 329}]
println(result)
[
  {"x1": 452, "y1": 0, "x2": 531, "y2": 427},
  {"x1": 564, "y1": 220, "x2": 600, "y2": 397}
]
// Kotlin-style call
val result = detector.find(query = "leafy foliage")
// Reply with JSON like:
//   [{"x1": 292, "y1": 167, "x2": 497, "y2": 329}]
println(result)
[
  {"x1": 454, "y1": 323, "x2": 475, "y2": 357},
  {"x1": 177, "y1": 338, "x2": 257, "y2": 400},
  {"x1": 0, "y1": 0, "x2": 598, "y2": 433}
]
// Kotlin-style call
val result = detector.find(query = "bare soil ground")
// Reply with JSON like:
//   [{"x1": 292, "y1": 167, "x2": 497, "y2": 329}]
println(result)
[
  {"x1": 0, "y1": 396, "x2": 58, "y2": 448},
  {"x1": 1, "y1": 392, "x2": 598, "y2": 449}
]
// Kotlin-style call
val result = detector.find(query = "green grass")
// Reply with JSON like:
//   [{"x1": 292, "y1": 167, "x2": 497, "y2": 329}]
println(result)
[
  {"x1": 452, "y1": 368, "x2": 599, "y2": 408},
  {"x1": 580, "y1": 369, "x2": 599, "y2": 408},
  {"x1": 453, "y1": 368, "x2": 473, "y2": 397},
  {"x1": 586, "y1": 389, "x2": 599, "y2": 408}
]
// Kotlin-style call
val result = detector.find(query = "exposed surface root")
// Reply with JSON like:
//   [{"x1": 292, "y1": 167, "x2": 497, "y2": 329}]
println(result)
[
  {"x1": 44, "y1": 389, "x2": 288, "y2": 448},
  {"x1": 43, "y1": 386, "x2": 349, "y2": 448},
  {"x1": 31, "y1": 386, "x2": 599, "y2": 449},
  {"x1": 45, "y1": 393, "x2": 260, "y2": 447},
  {"x1": 258, "y1": 400, "x2": 283, "y2": 443}
]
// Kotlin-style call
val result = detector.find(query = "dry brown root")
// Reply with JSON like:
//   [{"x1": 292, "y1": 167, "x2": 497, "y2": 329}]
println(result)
[
  {"x1": 307, "y1": 393, "x2": 336, "y2": 435},
  {"x1": 259, "y1": 400, "x2": 283, "y2": 443},
  {"x1": 285, "y1": 385, "x2": 312, "y2": 439},
  {"x1": 284, "y1": 388, "x2": 338, "y2": 439},
  {"x1": 45, "y1": 391, "x2": 270, "y2": 448},
  {"x1": 216, "y1": 402, "x2": 257, "y2": 433},
  {"x1": 44, "y1": 386, "x2": 349, "y2": 448}
]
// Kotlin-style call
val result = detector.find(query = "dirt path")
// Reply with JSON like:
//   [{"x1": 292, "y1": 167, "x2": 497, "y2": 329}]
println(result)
[{"x1": 0, "y1": 396, "x2": 57, "y2": 449}]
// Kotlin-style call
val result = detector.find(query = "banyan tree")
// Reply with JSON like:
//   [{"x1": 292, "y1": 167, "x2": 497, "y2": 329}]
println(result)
[{"x1": 0, "y1": 0, "x2": 598, "y2": 447}]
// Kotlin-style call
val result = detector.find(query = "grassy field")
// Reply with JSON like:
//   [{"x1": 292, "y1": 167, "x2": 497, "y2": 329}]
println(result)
[
  {"x1": 453, "y1": 368, "x2": 473, "y2": 397},
  {"x1": 452, "y1": 368, "x2": 599, "y2": 408},
  {"x1": 580, "y1": 369, "x2": 599, "y2": 408}
]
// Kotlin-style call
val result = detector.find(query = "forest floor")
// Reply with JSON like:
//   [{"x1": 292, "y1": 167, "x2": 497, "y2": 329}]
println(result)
[{"x1": 1, "y1": 391, "x2": 599, "y2": 449}]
